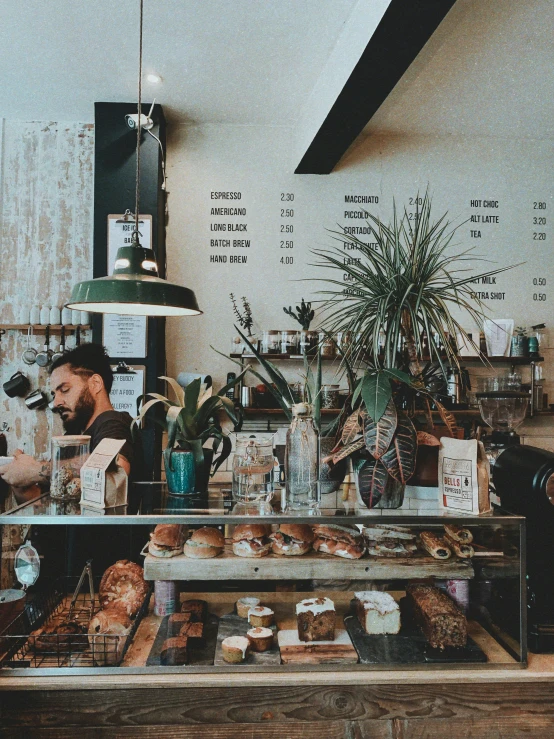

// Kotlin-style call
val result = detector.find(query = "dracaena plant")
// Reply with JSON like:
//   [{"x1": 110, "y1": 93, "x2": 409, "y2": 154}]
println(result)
[
  {"x1": 133, "y1": 372, "x2": 247, "y2": 480},
  {"x1": 313, "y1": 192, "x2": 520, "y2": 506}
]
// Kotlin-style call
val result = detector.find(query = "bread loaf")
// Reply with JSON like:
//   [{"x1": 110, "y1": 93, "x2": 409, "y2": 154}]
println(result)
[{"x1": 406, "y1": 584, "x2": 467, "y2": 650}]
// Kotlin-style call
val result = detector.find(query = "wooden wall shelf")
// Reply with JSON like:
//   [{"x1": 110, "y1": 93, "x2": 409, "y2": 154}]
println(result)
[
  {"x1": 0, "y1": 324, "x2": 90, "y2": 333},
  {"x1": 231, "y1": 353, "x2": 543, "y2": 365}
]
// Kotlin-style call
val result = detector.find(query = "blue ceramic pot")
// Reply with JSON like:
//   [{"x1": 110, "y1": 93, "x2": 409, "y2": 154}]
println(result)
[{"x1": 164, "y1": 449, "x2": 196, "y2": 496}]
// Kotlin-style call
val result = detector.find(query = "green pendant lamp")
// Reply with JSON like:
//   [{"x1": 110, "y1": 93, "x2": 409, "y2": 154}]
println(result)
[{"x1": 67, "y1": 0, "x2": 201, "y2": 318}]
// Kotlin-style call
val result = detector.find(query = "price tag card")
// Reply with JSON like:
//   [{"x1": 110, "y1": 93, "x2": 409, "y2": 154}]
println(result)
[
  {"x1": 103, "y1": 314, "x2": 147, "y2": 358},
  {"x1": 109, "y1": 365, "x2": 145, "y2": 416}
]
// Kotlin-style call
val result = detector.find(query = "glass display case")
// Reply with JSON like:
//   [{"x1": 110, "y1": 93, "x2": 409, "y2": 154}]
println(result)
[{"x1": 0, "y1": 483, "x2": 526, "y2": 676}]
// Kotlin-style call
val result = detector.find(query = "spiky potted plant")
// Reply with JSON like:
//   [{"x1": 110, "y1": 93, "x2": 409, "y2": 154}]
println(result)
[
  {"x1": 133, "y1": 373, "x2": 247, "y2": 495},
  {"x1": 313, "y1": 192, "x2": 519, "y2": 509}
]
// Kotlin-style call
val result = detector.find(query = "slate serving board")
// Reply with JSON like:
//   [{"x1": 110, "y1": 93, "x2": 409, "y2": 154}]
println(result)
[
  {"x1": 214, "y1": 612, "x2": 280, "y2": 666},
  {"x1": 344, "y1": 599, "x2": 487, "y2": 665},
  {"x1": 146, "y1": 613, "x2": 219, "y2": 666}
]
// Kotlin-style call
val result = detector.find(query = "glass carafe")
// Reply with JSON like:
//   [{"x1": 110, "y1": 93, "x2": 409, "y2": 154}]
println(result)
[
  {"x1": 284, "y1": 403, "x2": 320, "y2": 511},
  {"x1": 232, "y1": 436, "x2": 275, "y2": 502}
]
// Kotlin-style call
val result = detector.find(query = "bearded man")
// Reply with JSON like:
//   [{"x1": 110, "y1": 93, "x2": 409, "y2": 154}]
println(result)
[{"x1": 0, "y1": 343, "x2": 135, "y2": 491}]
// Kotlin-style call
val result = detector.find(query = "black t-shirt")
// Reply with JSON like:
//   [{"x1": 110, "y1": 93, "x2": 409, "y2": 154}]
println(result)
[{"x1": 85, "y1": 410, "x2": 135, "y2": 468}]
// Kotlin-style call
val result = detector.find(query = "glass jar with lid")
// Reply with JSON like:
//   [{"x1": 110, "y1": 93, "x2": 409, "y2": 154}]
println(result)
[
  {"x1": 321, "y1": 384, "x2": 340, "y2": 409},
  {"x1": 281, "y1": 330, "x2": 299, "y2": 355},
  {"x1": 319, "y1": 332, "x2": 336, "y2": 359},
  {"x1": 232, "y1": 435, "x2": 275, "y2": 502},
  {"x1": 261, "y1": 330, "x2": 281, "y2": 354},
  {"x1": 50, "y1": 435, "x2": 90, "y2": 500}
]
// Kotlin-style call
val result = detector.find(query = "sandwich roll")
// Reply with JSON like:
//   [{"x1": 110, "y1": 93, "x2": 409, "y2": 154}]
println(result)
[
  {"x1": 420, "y1": 531, "x2": 451, "y2": 560},
  {"x1": 444, "y1": 534, "x2": 474, "y2": 559},
  {"x1": 312, "y1": 523, "x2": 365, "y2": 559},
  {"x1": 184, "y1": 527, "x2": 224, "y2": 559},
  {"x1": 148, "y1": 524, "x2": 185, "y2": 558},
  {"x1": 270, "y1": 524, "x2": 314, "y2": 556},
  {"x1": 444, "y1": 524, "x2": 473, "y2": 544},
  {"x1": 232, "y1": 524, "x2": 271, "y2": 558}
]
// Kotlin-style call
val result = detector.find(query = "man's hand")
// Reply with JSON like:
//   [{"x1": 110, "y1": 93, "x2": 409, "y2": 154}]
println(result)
[{"x1": 0, "y1": 450, "x2": 50, "y2": 488}]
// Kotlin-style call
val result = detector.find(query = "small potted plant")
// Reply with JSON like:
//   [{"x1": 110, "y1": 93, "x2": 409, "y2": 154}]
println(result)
[
  {"x1": 133, "y1": 373, "x2": 246, "y2": 496},
  {"x1": 283, "y1": 298, "x2": 317, "y2": 354},
  {"x1": 230, "y1": 294, "x2": 257, "y2": 354}
]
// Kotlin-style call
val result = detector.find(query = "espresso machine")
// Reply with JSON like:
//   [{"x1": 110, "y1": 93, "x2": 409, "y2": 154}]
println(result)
[{"x1": 494, "y1": 444, "x2": 554, "y2": 651}]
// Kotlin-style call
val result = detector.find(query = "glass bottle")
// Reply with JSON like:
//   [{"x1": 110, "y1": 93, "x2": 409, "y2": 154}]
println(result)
[{"x1": 284, "y1": 403, "x2": 320, "y2": 511}]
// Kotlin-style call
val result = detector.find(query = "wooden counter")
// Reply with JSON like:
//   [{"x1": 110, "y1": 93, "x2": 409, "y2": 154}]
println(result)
[{"x1": 2, "y1": 592, "x2": 554, "y2": 738}]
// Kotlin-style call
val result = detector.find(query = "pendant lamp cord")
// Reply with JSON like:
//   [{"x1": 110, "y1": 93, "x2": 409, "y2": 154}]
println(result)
[{"x1": 133, "y1": 0, "x2": 144, "y2": 243}]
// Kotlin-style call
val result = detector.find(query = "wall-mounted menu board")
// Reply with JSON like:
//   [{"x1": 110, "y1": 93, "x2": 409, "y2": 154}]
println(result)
[{"x1": 166, "y1": 126, "x2": 553, "y2": 383}]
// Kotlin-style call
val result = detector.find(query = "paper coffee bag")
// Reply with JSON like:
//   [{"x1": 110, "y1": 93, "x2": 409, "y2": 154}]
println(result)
[{"x1": 439, "y1": 437, "x2": 490, "y2": 515}]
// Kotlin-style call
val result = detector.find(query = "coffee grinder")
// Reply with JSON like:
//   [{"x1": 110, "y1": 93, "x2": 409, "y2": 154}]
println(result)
[{"x1": 477, "y1": 391, "x2": 529, "y2": 472}]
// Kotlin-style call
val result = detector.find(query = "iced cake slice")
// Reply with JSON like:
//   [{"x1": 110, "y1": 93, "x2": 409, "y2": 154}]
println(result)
[
  {"x1": 296, "y1": 597, "x2": 335, "y2": 642},
  {"x1": 355, "y1": 591, "x2": 401, "y2": 635}
]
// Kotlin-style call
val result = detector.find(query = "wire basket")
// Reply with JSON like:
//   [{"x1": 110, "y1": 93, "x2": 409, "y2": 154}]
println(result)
[{"x1": 0, "y1": 576, "x2": 151, "y2": 669}]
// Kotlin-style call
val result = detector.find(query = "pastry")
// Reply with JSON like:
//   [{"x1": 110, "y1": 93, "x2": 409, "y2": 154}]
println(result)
[
  {"x1": 221, "y1": 635, "x2": 250, "y2": 663},
  {"x1": 99, "y1": 560, "x2": 149, "y2": 617},
  {"x1": 444, "y1": 534, "x2": 474, "y2": 559},
  {"x1": 312, "y1": 524, "x2": 365, "y2": 559},
  {"x1": 88, "y1": 607, "x2": 132, "y2": 666},
  {"x1": 406, "y1": 584, "x2": 467, "y2": 650},
  {"x1": 168, "y1": 612, "x2": 192, "y2": 637},
  {"x1": 160, "y1": 636, "x2": 188, "y2": 666},
  {"x1": 178, "y1": 620, "x2": 205, "y2": 646},
  {"x1": 31, "y1": 619, "x2": 88, "y2": 652},
  {"x1": 248, "y1": 606, "x2": 274, "y2": 627},
  {"x1": 236, "y1": 597, "x2": 261, "y2": 618},
  {"x1": 184, "y1": 527, "x2": 224, "y2": 559},
  {"x1": 148, "y1": 524, "x2": 185, "y2": 558},
  {"x1": 296, "y1": 597, "x2": 335, "y2": 642},
  {"x1": 232, "y1": 524, "x2": 271, "y2": 557},
  {"x1": 246, "y1": 626, "x2": 274, "y2": 652},
  {"x1": 270, "y1": 524, "x2": 314, "y2": 556},
  {"x1": 355, "y1": 591, "x2": 401, "y2": 634},
  {"x1": 180, "y1": 599, "x2": 208, "y2": 622},
  {"x1": 419, "y1": 531, "x2": 451, "y2": 560},
  {"x1": 444, "y1": 524, "x2": 473, "y2": 544},
  {"x1": 363, "y1": 524, "x2": 417, "y2": 558}
]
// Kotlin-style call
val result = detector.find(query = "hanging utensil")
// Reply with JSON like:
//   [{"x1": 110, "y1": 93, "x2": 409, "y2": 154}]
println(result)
[
  {"x1": 51, "y1": 327, "x2": 66, "y2": 363},
  {"x1": 76, "y1": 326, "x2": 81, "y2": 347},
  {"x1": 67, "y1": 559, "x2": 95, "y2": 622},
  {"x1": 22, "y1": 326, "x2": 37, "y2": 366},
  {"x1": 36, "y1": 326, "x2": 53, "y2": 368}
]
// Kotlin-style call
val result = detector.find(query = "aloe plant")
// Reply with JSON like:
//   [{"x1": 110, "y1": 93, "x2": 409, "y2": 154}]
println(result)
[{"x1": 133, "y1": 372, "x2": 247, "y2": 480}]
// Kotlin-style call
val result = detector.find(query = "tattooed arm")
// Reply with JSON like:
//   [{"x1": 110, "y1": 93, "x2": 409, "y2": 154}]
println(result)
[{"x1": 0, "y1": 450, "x2": 51, "y2": 488}]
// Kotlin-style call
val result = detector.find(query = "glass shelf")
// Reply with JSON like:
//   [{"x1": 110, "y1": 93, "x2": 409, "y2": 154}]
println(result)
[{"x1": 0, "y1": 482, "x2": 524, "y2": 527}]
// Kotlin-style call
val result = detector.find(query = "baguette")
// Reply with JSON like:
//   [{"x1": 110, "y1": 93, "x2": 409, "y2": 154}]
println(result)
[
  {"x1": 443, "y1": 524, "x2": 473, "y2": 544},
  {"x1": 420, "y1": 531, "x2": 451, "y2": 560},
  {"x1": 444, "y1": 534, "x2": 474, "y2": 559}
]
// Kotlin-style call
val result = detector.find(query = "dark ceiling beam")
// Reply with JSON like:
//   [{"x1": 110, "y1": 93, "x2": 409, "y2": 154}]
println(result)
[{"x1": 295, "y1": 0, "x2": 458, "y2": 175}]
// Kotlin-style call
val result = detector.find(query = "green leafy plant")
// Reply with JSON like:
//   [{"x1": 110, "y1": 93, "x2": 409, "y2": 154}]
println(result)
[
  {"x1": 283, "y1": 298, "x2": 315, "y2": 330},
  {"x1": 133, "y1": 373, "x2": 247, "y2": 480},
  {"x1": 313, "y1": 192, "x2": 521, "y2": 504}
]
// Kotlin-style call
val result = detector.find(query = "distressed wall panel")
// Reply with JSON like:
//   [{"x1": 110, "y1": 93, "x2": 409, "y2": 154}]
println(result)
[{"x1": 0, "y1": 120, "x2": 94, "y2": 457}]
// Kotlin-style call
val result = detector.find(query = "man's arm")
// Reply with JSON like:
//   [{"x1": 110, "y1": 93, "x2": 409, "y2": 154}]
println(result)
[{"x1": 0, "y1": 450, "x2": 51, "y2": 489}]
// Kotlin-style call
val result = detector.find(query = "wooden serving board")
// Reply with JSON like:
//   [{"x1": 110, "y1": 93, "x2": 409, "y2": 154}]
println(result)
[
  {"x1": 277, "y1": 629, "x2": 358, "y2": 664},
  {"x1": 344, "y1": 601, "x2": 487, "y2": 665},
  {"x1": 144, "y1": 543, "x2": 474, "y2": 581},
  {"x1": 146, "y1": 613, "x2": 219, "y2": 667},
  {"x1": 214, "y1": 613, "x2": 280, "y2": 666}
]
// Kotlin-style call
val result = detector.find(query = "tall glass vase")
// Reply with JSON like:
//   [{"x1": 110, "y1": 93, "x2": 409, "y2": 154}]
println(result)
[{"x1": 284, "y1": 403, "x2": 320, "y2": 511}]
